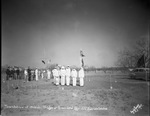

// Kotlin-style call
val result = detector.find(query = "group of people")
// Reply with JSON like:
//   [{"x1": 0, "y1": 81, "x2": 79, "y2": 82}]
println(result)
[
  {"x1": 5, "y1": 67, "x2": 22, "y2": 80},
  {"x1": 5, "y1": 65, "x2": 85, "y2": 86},
  {"x1": 24, "y1": 67, "x2": 51, "y2": 82},
  {"x1": 52, "y1": 65, "x2": 85, "y2": 86}
]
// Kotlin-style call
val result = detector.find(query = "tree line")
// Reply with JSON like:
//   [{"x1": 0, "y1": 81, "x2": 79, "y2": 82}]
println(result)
[{"x1": 115, "y1": 38, "x2": 149, "y2": 68}]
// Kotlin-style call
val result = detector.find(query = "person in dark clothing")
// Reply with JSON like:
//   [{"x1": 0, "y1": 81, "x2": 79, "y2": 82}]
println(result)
[
  {"x1": 27, "y1": 67, "x2": 31, "y2": 81},
  {"x1": 16, "y1": 67, "x2": 20, "y2": 79},
  {"x1": 6, "y1": 67, "x2": 10, "y2": 80},
  {"x1": 9, "y1": 67, "x2": 13, "y2": 80},
  {"x1": 11, "y1": 68, "x2": 15, "y2": 80},
  {"x1": 14, "y1": 67, "x2": 17, "y2": 80}
]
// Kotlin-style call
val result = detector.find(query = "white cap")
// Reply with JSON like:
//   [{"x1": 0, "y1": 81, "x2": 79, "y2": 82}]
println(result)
[{"x1": 61, "y1": 66, "x2": 65, "y2": 69}]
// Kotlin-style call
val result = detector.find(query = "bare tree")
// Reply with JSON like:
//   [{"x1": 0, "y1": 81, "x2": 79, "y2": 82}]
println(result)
[
  {"x1": 116, "y1": 38, "x2": 149, "y2": 68},
  {"x1": 115, "y1": 48, "x2": 136, "y2": 67}
]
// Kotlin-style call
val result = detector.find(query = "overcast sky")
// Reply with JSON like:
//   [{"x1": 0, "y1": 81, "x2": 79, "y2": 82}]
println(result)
[{"x1": 2, "y1": 0, "x2": 149, "y2": 68}]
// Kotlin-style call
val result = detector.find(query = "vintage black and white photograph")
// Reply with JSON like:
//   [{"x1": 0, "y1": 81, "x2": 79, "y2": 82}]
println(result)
[{"x1": 1, "y1": 0, "x2": 150, "y2": 116}]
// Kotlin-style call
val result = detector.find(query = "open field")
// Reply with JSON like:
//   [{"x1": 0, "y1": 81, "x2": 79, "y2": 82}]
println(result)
[{"x1": 1, "y1": 71, "x2": 150, "y2": 116}]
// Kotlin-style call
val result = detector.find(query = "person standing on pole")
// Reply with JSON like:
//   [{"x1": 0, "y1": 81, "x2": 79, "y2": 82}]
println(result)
[{"x1": 80, "y1": 50, "x2": 85, "y2": 68}]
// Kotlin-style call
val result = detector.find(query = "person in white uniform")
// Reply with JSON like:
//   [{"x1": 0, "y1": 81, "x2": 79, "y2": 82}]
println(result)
[
  {"x1": 71, "y1": 69, "x2": 77, "y2": 86},
  {"x1": 41, "y1": 70, "x2": 44, "y2": 79},
  {"x1": 65, "y1": 65, "x2": 71, "y2": 86},
  {"x1": 35, "y1": 68, "x2": 38, "y2": 81},
  {"x1": 24, "y1": 68, "x2": 28, "y2": 82},
  {"x1": 60, "y1": 66, "x2": 66, "y2": 85},
  {"x1": 52, "y1": 67, "x2": 59, "y2": 85},
  {"x1": 79, "y1": 67, "x2": 85, "y2": 86},
  {"x1": 47, "y1": 69, "x2": 51, "y2": 80}
]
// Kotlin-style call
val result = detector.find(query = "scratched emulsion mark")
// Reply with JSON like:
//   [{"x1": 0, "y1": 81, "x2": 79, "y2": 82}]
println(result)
[{"x1": 130, "y1": 104, "x2": 143, "y2": 114}]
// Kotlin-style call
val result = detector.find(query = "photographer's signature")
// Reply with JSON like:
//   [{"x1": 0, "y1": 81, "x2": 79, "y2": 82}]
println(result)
[{"x1": 130, "y1": 104, "x2": 143, "y2": 114}]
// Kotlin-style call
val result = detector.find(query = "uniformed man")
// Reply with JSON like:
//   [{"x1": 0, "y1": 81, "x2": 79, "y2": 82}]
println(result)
[
  {"x1": 66, "y1": 65, "x2": 71, "y2": 86},
  {"x1": 24, "y1": 68, "x2": 28, "y2": 82},
  {"x1": 71, "y1": 69, "x2": 77, "y2": 86},
  {"x1": 60, "y1": 66, "x2": 66, "y2": 86},
  {"x1": 41, "y1": 70, "x2": 44, "y2": 79},
  {"x1": 52, "y1": 67, "x2": 59, "y2": 85},
  {"x1": 35, "y1": 68, "x2": 38, "y2": 81},
  {"x1": 47, "y1": 69, "x2": 51, "y2": 80},
  {"x1": 79, "y1": 67, "x2": 85, "y2": 86}
]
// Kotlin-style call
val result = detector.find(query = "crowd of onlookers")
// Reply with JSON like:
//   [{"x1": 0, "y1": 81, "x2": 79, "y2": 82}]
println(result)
[
  {"x1": 5, "y1": 65, "x2": 85, "y2": 86},
  {"x1": 5, "y1": 66, "x2": 50, "y2": 81},
  {"x1": 5, "y1": 66, "x2": 23, "y2": 80}
]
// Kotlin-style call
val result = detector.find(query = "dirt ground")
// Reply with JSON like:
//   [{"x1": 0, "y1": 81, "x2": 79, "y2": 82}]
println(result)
[{"x1": 1, "y1": 71, "x2": 150, "y2": 116}]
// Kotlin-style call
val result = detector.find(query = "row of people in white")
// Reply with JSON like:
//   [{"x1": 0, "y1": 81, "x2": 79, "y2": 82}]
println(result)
[
  {"x1": 52, "y1": 66, "x2": 85, "y2": 86},
  {"x1": 24, "y1": 66, "x2": 85, "y2": 86}
]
